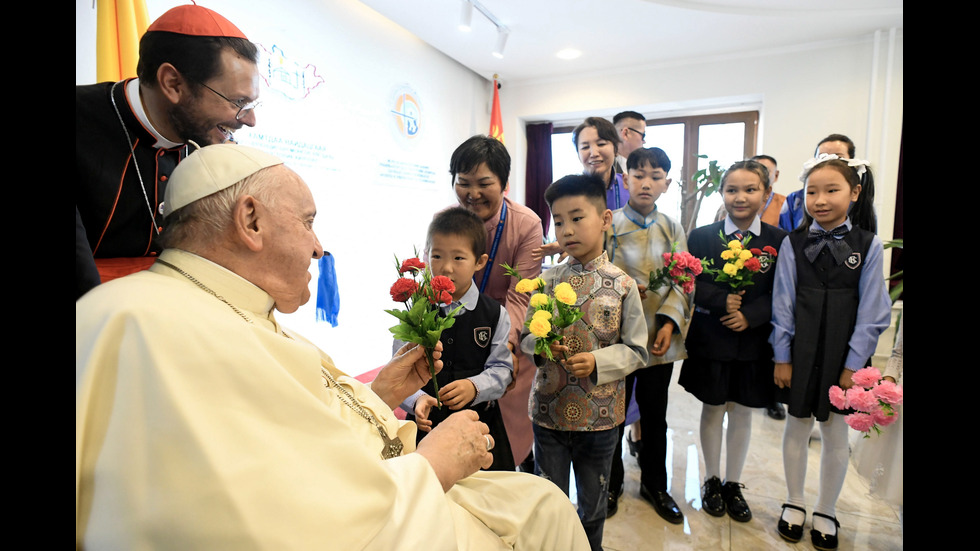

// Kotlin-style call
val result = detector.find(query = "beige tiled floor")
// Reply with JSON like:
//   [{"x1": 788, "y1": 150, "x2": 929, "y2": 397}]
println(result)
[{"x1": 599, "y1": 367, "x2": 903, "y2": 551}]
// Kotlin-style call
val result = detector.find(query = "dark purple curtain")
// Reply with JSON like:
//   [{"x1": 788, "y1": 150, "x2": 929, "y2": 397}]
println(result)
[
  {"x1": 889, "y1": 124, "x2": 903, "y2": 300},
  {"x1": 525, "y1": 122, "x2": 554, "y2": 235}
]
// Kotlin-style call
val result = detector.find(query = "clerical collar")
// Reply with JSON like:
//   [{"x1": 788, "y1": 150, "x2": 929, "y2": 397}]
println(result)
[
  {"x1": 724, "y1": 214, "x2": 761, "y2": 239},
  {"x1": 623, "y1": 201, "x2": 658, "y2": 228},
  {"x1": 126, "y1": 78, "x2": 183, "y2": 149},
  {"x1": 810, "y1": 218, "x2": 852, "y2": 234}
]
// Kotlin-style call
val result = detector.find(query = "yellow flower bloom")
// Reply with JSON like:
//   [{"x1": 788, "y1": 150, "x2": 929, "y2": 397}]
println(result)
[
  {"x1": 728, "y1": 240, "x2": 743, "y2": 251},
  {"x1": 534, "y1": 277, "x2": 546, "y2": 289},
  {"x1": 553, "y1": 282, "x2": 577, "y2": 305},
  {"x1": 532, "y1": 309, "x2": 553, "y2": 321},
  {"x1": 530, "y1": 293, "x2": 550, "y2": 308},
  {"x1": 529, "y1": 317, "x2": 552, "y2": 338},
  {"x1": 734, "y1": 259, "x2": 745, "y2": 270},
  {"x1": 515, "y1": 279, "x2": 537, "y2": 294},
  {"x1": 738, "y1": 249, "x2": 752, "y2": 261},
  {"x1": 723, "y1": 262, "x2": 738, "y2": 276},
  {"x1": 720, "y1": 250, "x2": 735, "y2": 260}
]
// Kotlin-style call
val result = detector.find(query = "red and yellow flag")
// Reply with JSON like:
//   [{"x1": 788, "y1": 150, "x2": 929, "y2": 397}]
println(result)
[
  {"x1": 489, "y1": 75, "x2": 504, "y2": 144},
  {"x1": 96, "y1": 0, "x2": 150, "y2": 82}
]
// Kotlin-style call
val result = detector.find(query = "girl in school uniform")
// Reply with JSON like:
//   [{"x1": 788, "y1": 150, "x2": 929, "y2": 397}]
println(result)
[
  {"x1": 680, "y1": 160, "x2": 786, "y2": 523},
  {"x1": 770, "y1": 154, "x2": 891, "y2": 550}
]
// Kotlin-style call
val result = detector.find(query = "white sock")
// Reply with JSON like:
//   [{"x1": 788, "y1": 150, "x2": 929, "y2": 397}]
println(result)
[
  {"x1": 700, "y1": 403, "x2": 725, "y2": 480},
  {"x1": 813, "y1": 413, "x2": 849, "y2": 526},
  {"x1": 724, "y1": 402, "x2": 752, "y2": 483},
  {"x1": 781, "y1": 414, "x2": 814, "y2": 526}
]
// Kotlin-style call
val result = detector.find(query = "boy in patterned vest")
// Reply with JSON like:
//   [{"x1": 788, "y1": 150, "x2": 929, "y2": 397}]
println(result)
[{"x1": 522, "y1": 174, "x2": 649, "y2": 551}]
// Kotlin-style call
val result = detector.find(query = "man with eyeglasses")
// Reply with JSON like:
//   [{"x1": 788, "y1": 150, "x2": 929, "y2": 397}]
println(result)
[
  {"x1": 613, "y1": 111, "x2": 647, "y2": 174},
  {"x1": 76, "y1": 4, "x2": 261, "y2": 299}
]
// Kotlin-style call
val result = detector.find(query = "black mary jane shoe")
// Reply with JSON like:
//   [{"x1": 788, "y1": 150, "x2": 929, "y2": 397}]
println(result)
[
  {"x1": 810, "y1": 512, "x2": 840, "y2": 551},
  {"x1": 700, "y1": 476, "x2": 725, "y2": 517},
  {"x1": 777, "y1": 503, "x2": 806, "y2": 543}
]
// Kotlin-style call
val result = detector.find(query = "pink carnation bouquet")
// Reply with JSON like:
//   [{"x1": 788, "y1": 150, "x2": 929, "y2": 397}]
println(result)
[
  {"x1": 386, "y1": 251, "x2": 463, "y2": 407},
  {"x1": 648, "y1": 242, "x2": 704, "y2": 295},
  {"x1": 829, "y1": 366, "x2": 903, "y2": 438}
]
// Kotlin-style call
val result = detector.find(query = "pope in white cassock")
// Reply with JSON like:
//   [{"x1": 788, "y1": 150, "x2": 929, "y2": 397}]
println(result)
[{"x1": 75, "y1": 144, "x2": 590, "y2": 550}]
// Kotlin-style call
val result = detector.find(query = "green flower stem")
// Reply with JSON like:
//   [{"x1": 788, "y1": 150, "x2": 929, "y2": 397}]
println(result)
[{"x1": 425, "y1": 346, "x2": 442, "y2": 409}]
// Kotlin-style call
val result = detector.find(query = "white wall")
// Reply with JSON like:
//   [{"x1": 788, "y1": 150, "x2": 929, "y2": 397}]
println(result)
[
  {"x1": 502, "y1": 32, "x2": 903, "y2": 247},
  {"x1": 76, "y1": 0, "x2": 492, "y2": 375}
]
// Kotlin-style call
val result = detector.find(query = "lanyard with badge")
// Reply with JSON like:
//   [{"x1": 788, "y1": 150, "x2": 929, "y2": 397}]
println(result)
[{"x1": 479, "y1": 200, "x2": 507, "y2": 293}]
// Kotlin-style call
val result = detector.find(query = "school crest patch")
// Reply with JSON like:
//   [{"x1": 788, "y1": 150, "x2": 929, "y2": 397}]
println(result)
[
  {"x1": 758, "y1": 251, "x2": 776, "y2": 273},
  {"x1": 474, "y1": 327, "x2": 491, "y2": 348},
  {"x1": 845, "y1": 252, "x2": 862, "y2": 270}
]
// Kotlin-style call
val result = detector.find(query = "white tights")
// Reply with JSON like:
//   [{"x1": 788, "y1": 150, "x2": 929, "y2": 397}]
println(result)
[
  {"x1": 782, "y1": 413, "x2": 849, "y2": 530},
  {"x1": 699, "y1": 402, "x2": 752, "y2": 483}
]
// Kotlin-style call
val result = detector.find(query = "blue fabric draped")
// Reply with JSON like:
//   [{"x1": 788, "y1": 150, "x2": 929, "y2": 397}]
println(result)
[{"x1": 316, "y1": 253, "x2": 340, "y2": 326}]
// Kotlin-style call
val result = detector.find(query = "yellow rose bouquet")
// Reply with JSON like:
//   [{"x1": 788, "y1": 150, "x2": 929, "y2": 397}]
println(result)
[
  {"x1": 503, "y1": 264, "x2": 584, "y2": 362},
  {"x1": 700, "y1": 230, "x2": 774, "y2": 292}
]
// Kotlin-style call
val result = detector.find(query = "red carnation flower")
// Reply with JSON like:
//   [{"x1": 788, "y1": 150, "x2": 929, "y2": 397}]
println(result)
[
  {"x1": 431, "y1": 275, "x2": 455, "y2": 293},
  {"x1": 763, "y1": 246, "x2": 778, "y2": 256},
  {"x1": 399, "y1": 258, "x2": 426, "y2": 274},
  {"x1": 744, "y1": 257, "x2": 761, "y2": 272},
  {"x1": 750, "y1": 248, "x2": 762, "y2": 256},
  {"x1": 390, "y1": 278, "x2": 419, "y2": 302},
  {"x1": 428, "y1": 289, "x2": 454, "y2": 305}
]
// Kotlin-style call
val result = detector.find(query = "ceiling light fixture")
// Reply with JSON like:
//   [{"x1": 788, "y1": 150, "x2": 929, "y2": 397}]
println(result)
[
  {"x1": 492, "y1": 29, "x2": 509, "y2": 59},
  {"x1": 458, "y1": 0, "x2": 473, "y2": 32},
  {"x1": 556, "y1": 48, "x2": 581, "y2": 60},
  {"x1": 464, "y1": 0, "x2": 510, "y2": 58}
]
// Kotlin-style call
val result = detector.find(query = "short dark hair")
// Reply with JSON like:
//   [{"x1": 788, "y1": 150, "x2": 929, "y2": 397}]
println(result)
[
  {"x1": 750, "y1": 154, "x2": 777, "y2": 167},
  {"x1": 627, "y1": 147, "x2": 671, "y2": 173},
  {"x1": 137, "y1": 32, "x2": 258, "y2": 88},
  {"x1": 722, "y1": 160, "x2": 769, "y2": 191},
  {"x1": 572, "y1": 117, "x2": 620, "y2": 155},
  {"x1": 613, "y1": 111, "x2": 645, "y2": 126},
  {"x1": 815, "y1": 134, "x2": 856, "y2": 158},
  {"x1": 449, "y1": 135, "x2": 510, "y2": 191},
  {"x1": 427, "y1": 207, "x2": 487, "y2": 258},
  {"x1": 544, "y1": 173, "x2": 607, "y2": 214}
]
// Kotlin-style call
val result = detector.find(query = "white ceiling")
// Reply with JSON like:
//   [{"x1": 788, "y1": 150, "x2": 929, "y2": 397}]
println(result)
[{"x1": 358, "y1": 0, "x2": 903, "y2": 85}]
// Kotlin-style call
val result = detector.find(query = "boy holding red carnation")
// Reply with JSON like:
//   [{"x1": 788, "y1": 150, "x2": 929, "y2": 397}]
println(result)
[
  {"x1": 393, "y1": 207, "x2": 516, "y2": 471},
  {"x1": 605, "y1": 147, "x2": 692, "y2": 523}
]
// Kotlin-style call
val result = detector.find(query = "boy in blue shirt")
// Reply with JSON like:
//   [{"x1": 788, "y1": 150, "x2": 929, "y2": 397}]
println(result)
[
  {"x1": 606, "y1": 147, "x2": 691, "y2": 524},
  {"x1": 523, "y1": 174, "x2": 648, "y2": 551},
  {"x1": 398, "y1": 207, "x2": 515, "y2": 471}
]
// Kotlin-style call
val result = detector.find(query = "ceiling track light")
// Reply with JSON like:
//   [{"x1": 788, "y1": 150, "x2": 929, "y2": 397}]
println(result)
[
  {"x1": 492, "y1": 29, "x2": 509, "y2": 58},
  {"x1": 462, "y1": 0, "x2": 510, "y2": 58},
  {"x1": 458, "y1": 0, "x2": 473, "y2": 32}
]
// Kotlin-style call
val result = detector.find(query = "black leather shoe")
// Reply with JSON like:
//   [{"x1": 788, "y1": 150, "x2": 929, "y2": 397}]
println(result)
[
  {"x1": 700, "y1": 476, "x2": 725, "y2": 517},
  {"x1": 721, "y1": 481, "x2": 752, "y2": 522},
  {"x1": 607, "y1": 492, "x2": 619, "y2": 518},
  {"x1": 640, "y1": 485, "x2": 683, "y2": 524},
  {"x1": 810, "y1": 512, "x2": 840, "y2": 550},
  {"x1": 766, "y1": 402, "x2": 786, "y2": 420},
  {"x1": 607, "y1": 484, "x2": 623, "y2": 517},
  {"x1": 777, "y1": 503, "x2": 806, "y2": 543}
]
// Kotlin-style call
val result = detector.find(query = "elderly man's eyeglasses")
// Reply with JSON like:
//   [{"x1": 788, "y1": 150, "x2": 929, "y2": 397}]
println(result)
[
  {"x1": 197, "y1": 81, "x2": 261, "y2": 120},
  {"x1": 627, "y1": 127, "x2": 646, "y2": 142}
]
